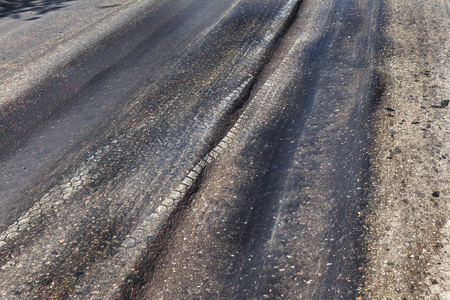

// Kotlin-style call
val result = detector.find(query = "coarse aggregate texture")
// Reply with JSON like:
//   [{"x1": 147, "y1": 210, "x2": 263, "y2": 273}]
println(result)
[
  {"x1": 0, "y1": 0, "x2": 160, "y2": 104},
  {"x1": 0, "y1": 0, "x2": 449, "y2": 298},
  {"x1": 362, "y1": 0, "x2": 450, "y2": 298},
  {"x1": 0, "y1": 0, "x2": 302, "y2": 298},
  {"x1": 139, "y1": 0, "x2": 382, "y2": 298}
]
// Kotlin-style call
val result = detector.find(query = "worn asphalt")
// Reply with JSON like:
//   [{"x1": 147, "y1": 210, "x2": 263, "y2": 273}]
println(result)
[{"x1": 0, "y1": 0, "x2": 449, "y2": 299}]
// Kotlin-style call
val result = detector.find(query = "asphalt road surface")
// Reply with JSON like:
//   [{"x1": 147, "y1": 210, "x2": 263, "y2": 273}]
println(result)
[{"x1": 0, "y1": 0, "x2": 449, "y2": 299}]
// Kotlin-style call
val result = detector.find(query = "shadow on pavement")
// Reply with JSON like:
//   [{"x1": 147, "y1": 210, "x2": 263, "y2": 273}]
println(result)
[{"x1": 0, "y1": 0, "x2": 76, "y2": 20}]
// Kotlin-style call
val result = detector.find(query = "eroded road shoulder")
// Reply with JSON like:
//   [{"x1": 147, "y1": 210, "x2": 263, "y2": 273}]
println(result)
[{"x1": 362, "y1": 0, "x2": 450, "y2": 298}]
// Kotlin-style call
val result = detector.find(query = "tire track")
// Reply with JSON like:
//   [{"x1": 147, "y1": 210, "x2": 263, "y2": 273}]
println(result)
[
  {"x1": 0, "y1": 0, "x2": 302, "y2": 298},
  {"x1": 139, "y1": 0, "x2": 382, "y2": 298}
]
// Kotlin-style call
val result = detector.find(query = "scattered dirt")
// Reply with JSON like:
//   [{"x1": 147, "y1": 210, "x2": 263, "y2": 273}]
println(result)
[{"x1": 363, "y1": 0, "x2": 450, "y2": 298}]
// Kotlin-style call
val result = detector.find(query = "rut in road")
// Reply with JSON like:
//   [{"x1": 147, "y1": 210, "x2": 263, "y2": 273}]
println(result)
[
  {"x1": 132, "y1": 0, "x2": 384, "y2": 298},
  {"x1": 0, "y1": 0, "x2": 304, "y2": 298}
]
